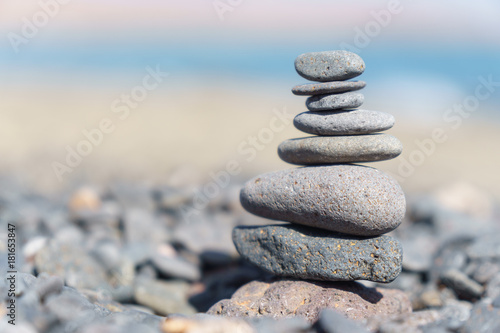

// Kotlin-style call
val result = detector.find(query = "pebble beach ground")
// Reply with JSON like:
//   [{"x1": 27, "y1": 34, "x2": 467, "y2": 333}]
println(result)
[{"x1": 1, "y1": 178, "x2": 499, "y2": 332}]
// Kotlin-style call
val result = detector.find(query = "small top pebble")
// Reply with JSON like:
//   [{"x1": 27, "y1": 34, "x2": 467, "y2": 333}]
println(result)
[{"x1": 295, "y1": 50, "x2": 365, "y2": 82}]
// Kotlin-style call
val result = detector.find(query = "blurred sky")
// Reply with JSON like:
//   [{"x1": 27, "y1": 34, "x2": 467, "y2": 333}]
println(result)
[
  {"x1": 1, "y1": 0, "x2": 500, "y2": 119},
  {"x1": 0, "y1": 0, "x2": 499, "y2": 194}
]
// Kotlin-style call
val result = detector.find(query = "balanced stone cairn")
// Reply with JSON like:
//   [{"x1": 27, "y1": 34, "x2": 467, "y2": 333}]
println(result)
[{"x1": 234, "y1": 50, "x2": 406, "y2": 284}]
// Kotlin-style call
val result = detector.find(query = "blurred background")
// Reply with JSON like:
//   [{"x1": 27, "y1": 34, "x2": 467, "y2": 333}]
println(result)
[
  {"x1": 0, "y1": 0, "x2": 499, "y2": 199},
  {"x1": 2, "y1": 2, "x2": 500, "y2": 330}
]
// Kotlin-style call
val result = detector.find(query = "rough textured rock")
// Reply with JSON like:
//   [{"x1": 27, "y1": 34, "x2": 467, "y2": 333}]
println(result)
[
  {"x1": 295, "y1": 50, "x2": 365, "y2": 81},
  {"x1": 292, "y1": 81, "x2": 366, "y2": 96},
  {"x1": 240, "y1": 165, "x2": 405, "y2": 236},
  {"x1": 294, "y1": 109, "x2": 394, "y2": 135},
  {"x1": 278, "y1": 134, "x2": 402, "y2": 165},
  {"x1": 306, "y1": 92, "x2": 364, "y2": 111},
  {"x1": 207, "y1": 279, "x2": 412, "y2": 323},
  {"x1": 233, "y1": 224, "x2": 403, "y2": 283}
]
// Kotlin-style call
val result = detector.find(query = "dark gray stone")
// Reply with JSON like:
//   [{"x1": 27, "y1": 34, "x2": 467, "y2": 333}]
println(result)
[
  {"x1": 233, "y1": 224, "x2": 403, "y2": 283},
  {"x1": 440, "y1": 269, "x2": 484, "y2": 300},
  {"x1": 295, "y1": 50, "x2": 365, "y2": 81},
  {"x1": 294, "y1": 109, "x2": 394, "y2": 135},
  {"x1": 278, "y1": 134, "x2": 402, "y2": 165},
  {"x1": 306, "y1": 92, "x2": 364, "y2": 111},
  {"x1": 398, "y1": 224, "x2": 440, "y2": 272},
  {"x1": 240, "y1": 165, "x2": 405, "y2": 236},
  {"x1": 292, "y1": 80, "x2": 366, "y2": 96},
  {"x1": 151, "y1": 253, "x2": 201, "y2": 281},
  {"x1": 429, "y1": 237, "x2": 472, "y2": 284}
]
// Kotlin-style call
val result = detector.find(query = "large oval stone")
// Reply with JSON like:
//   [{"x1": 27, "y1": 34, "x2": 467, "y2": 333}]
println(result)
[
  {"x1": 295, "y1": 50, "x2": 365, "y2": 82},
  {"x1": 278, "y1": 134, "x2": 402, "y2": 165},
  {"x1": 294, "y1": 109, "x2": 395, "y2": 135},
  {"x1": 233, "y1": 224, "x2": 403, "y2": 282},
  {"x1": 240, "y1": 165, "x2": 405, "y2": 236}
]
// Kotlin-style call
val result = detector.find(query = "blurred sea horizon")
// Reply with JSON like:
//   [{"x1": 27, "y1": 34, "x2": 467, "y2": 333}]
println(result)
[{"x1": 0, "y1": 0, "x2": 499, "y2": 198}]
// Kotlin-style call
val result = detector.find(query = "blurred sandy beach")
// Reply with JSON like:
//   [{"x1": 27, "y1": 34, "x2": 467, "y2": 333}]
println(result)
[
  {"x1": 1, "y1": 83, "x2": 499, "y2": 201},
  {"x1": 0, "y1": 0, "x2": 499, "y2": 201}
]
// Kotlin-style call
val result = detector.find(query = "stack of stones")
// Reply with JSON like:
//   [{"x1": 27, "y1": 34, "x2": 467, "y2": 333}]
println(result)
[{"x1": 233, "y1": 50, "x2": 406, "y2": 284}]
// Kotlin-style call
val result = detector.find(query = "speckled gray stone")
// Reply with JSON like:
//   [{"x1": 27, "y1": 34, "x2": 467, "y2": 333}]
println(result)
[
  {"x1": 292, "y1": 81, "x2": 366, "y2": 96},
  {"x1": 306, "y1": 92, "x2": 364, "y2": 111},
  {"x1": 240, "y1": 165, "x2": 405, "y2": 236},
  {"x1": 233, "y1": 224, "x2": 403, "y2": 283},
  {"x1": 295, "y1": 51, "x2": 365, "y2": 82},
  {"x1": 278, "y1": 134, "x2": 402, "y2": 165},
  {"x1": 294, "y1": 110, "x2": 395, "y2": 135}
]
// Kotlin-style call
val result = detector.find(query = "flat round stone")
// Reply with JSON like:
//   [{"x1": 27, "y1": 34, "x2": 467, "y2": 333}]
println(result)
[
  {"x1": 292, "y1": 81, "x2": 366, "y2": 96},
  {"x1": 294, "y1": 110, "x2": 395, "y2": 135},
  {"x1": 306, "y1": 92, "x2": 364, "y2": 111},
  {"x1": 232, "y1": 224, "x2": 403, "y2": 283},
  {"x1": 240, "y1": 165, "x2": 405, "y2": 236},
  {"x1": 295, "y1": 50, "x2": 365, "y2": 82},
  {"x1": 278, "y1": 134, "x2": 402, "y2": 165}
]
